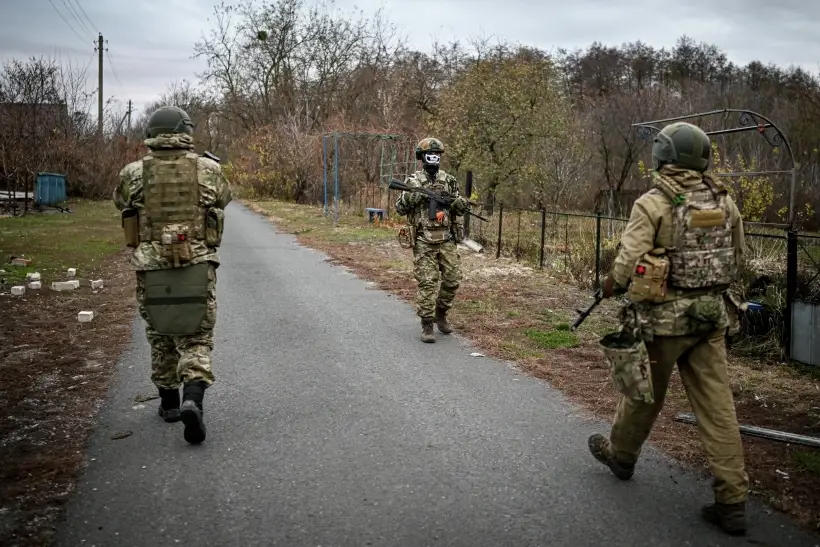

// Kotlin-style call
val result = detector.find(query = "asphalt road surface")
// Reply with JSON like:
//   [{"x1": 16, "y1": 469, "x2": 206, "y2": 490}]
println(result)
[{"x1": 57, "y1": 202, "x2": 820, "y2": 547}]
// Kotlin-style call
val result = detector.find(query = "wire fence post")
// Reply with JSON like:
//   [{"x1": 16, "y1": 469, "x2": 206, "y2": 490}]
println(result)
[
  {"x1": 539, "y1": 207, "x2": 546, "y2": 269},
  {"x1": 595, "y1": 212, "x2": 602, "y2": 289},
  {"x1": 496, "y1": 203, "x2": 504, "y2": 259},
  {"x1": 785, "y1": 230, "x2": 798, "y2": 357},
  {"x1": 464, "y1": 170, "x2": 473, "y2": 238}
]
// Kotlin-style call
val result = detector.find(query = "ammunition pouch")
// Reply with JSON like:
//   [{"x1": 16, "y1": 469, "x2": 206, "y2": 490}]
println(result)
[
  {"x1": 398, "y1": 225, "x2": 414, "y2": 249},
  {"x1": 627, "y1": 248, "x2": 669, "y2": 304},
  {"x1": 141, "y1": 263, "x2": 210, "y2": 335},
  {"x1": 122, "y1": 209, "x2": 139, "y2": 248},
  {"x1": 599, "y1": 331, "x2": 654, "y2": 404},
  {"x1": 451, "y1": 220, "x2": 465, "y2": 243},
  {"x1": 421, "y1": 226, "x2": 451, "y2": 243},
  {"x1": 204, "y1": 207, "x2": 225, "y2": 247}
]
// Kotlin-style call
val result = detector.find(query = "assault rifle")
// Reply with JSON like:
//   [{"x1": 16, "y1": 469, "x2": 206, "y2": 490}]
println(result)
[
  {"x1": 570, "y1": 288, "x2": 604, "y2": 331},
  {"x1": 388, "y1": 179, "x2": 488, "y2": 222}
]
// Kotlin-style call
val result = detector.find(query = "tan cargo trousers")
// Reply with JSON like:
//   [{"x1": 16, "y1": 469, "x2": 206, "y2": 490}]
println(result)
[{"x1": 608, "y1": 328, "x2": 749, "y2": 504}]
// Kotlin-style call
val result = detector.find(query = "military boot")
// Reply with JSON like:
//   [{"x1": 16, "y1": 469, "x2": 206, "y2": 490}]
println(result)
[
  {"x1": 180, "y1": 380, "x2": 208, "y2": 444},
  {"x1": 587, "y1": 433, "x2": 635, "y2": 480},
  {"x1": 421, "y1": 318, "x2": 436, "y2": 343},
  {"x1": 157, "y1": 387, "x2": 182, "y2": 423},
  {"x1": 435, "y1": 306, "x2": 453, "y2": 334},
  {"x1": 701, "y1": 502, "x2": 746, "y2": 536}
]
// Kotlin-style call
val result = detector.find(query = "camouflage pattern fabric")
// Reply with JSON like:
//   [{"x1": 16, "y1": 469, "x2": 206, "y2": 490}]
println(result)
[
  {"x1": 652, "y1": 166, "x2": 737, "y2": 289},
  {"x1": 609, "y1": 165, "x2": 745, "y2": 337},
  {"x1": 599, "y1": 330, "x2": 654, "y2": 404},
  {"x1": 394, "y1": 169, "x2": 461, "y2": 244},
  {"x1": 113, "y1": 133, "x2": 233, "y2": 271},
  {"x1": 114, "y1": 133, "x2": 231, "y2": 389},
  {"x1": 136, "y1": 262, "x2": 217, "y2": 388},
  {"x1": 413, "y1": 239, "x2": 462, "y2": 320}
]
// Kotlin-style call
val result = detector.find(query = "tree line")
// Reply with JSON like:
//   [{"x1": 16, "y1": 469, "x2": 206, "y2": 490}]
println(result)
[{"x1": 3, "y1": 0, "x2": 819, "y2": 228}]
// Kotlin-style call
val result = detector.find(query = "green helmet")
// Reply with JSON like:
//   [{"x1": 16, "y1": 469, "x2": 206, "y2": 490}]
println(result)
[
  {"x1": 415, "y1": 137, "x2": 445, "y2": 160},
  {"x1": 651, "y1": 121, "x2": 711, "y2": 171},
  {"x1": 145, "y1": 106, "x2": 194, "y2": 138}
]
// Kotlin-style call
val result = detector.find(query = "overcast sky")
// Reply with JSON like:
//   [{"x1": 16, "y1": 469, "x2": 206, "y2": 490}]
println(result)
[{"x1": 1, "y1": 0, "x2": 819, "y2": 118}]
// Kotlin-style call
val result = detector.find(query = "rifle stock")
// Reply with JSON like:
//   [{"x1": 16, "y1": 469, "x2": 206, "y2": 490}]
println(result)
[{"x1": 570, "y1": 288, "x2": 604, "y2": 331}]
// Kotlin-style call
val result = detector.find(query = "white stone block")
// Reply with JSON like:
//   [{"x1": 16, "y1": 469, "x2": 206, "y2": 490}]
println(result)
[
  {"x1": 52, "y1": 281, "x2": 76, "y2": 291},
  {"x1": 26, "y1": 272, "x2": 41, "y2": 281},
  {"x1": 70, "y1": 279, "x2": 80, "y2": 289},
  {"x1": 77, "y1": 311, "x2": 95, "y2": 323},
  {"x1": 67, "y1": 268, "x2": 77, "y2": 277},
  {"x1": 90, "y1": 279, "x2": 104, "y2": 289},
  {"x1": 11, "y1": 285, "x2": 25, "y2": 296},
  {"x1": 28, "y1": 281, "x2": 42, "y2": 289}
]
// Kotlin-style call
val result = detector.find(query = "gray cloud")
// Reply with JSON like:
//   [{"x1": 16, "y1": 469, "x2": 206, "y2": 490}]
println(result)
[{"x1": 1, "y1": 0, "x2": 818, "y2": 116}]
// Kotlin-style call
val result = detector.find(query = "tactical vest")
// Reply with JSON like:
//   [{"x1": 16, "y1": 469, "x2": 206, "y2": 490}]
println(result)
[
  {"x1": 653, "y1": 172, "x2": 737, "y2": 290},
  {"x1": 408, "y1": 170, "x2": 458, "y2": 243},
  {"x1": 138, "y1": 151, "x2": 207, "y2": 261}
]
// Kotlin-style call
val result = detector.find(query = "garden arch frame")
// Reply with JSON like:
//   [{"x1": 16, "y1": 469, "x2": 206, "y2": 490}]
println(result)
[{"x1": 631, "y1": 108, "x2": 796, "y2": 229}]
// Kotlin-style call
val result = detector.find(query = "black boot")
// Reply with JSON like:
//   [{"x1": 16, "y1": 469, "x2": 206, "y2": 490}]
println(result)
[
  {"x1": 180, "y1": 381, "x2": 208, "y2": 444},
  {"x1": 435, "y1": 306, "x2": 453, "y2": 334},
  {"x1": 701, "y1": 501, "x2": 746, "y2": 536},
  {"x1": 157, "y1": 387, "x2": 181, "y2": 423},
  {"x1": 421, "y1": 318, "x2": 435, "y2": 343}
]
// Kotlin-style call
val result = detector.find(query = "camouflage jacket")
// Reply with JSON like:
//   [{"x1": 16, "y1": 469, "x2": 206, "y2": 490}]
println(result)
[
  {"x1": 113, "y1": 134, "x2": 233, "y2": 271},
  {"x1": 610, "y1": 165, "x2": 746, "y2": 336},
  {"x1": 394, "y1": 169, "x2": 463, "y2": 243}
]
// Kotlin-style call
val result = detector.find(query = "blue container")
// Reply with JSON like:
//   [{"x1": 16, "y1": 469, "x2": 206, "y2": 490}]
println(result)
[
  {"x1": 35, "y1": 172, "x2": 67, "y2": 206},
  {"x1": 741, "y1": 301, "x2": 772, "y2": 336}
]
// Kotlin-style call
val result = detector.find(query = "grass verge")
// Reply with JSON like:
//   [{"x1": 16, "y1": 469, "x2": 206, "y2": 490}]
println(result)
[
  {"x1": 0, "y1": 200, "x2": 134, "y2": 547},
  {"x1": 247, "y1": 198, "x2": 820, "y2": 533}
]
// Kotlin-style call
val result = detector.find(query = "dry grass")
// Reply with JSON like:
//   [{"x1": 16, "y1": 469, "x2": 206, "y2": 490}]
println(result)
[
  {"x1": 0, "y1": 201, "x2": 134, "y2": 547},
  {"x1": 247, "y1": 198, "x2": 820, "y2": 534}
]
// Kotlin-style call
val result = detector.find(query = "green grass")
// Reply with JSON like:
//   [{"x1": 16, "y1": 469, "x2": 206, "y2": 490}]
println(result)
[
  {"x1": 0, "y1": 200, "x2": 122, "y2": 285},
  {"x1": 793, "y1": 451, "x2": 820, "y2": 476},
  {"x1": 251, "y1": 200, "x2": 397, "y2": 244},
  {"x1": 524, "y1": 328, "x2": 580, "y2": 349}
]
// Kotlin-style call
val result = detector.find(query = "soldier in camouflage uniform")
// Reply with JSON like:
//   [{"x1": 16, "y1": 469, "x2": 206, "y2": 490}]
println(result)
[
  {"x1": 395, "y1": 137, "x2": 470, "y2": 343},
  {"x1": 114, "y1": 106, "x2": 232, "y2": 445},
  {"x1": 588, "y1": 122, "x2": 749, "y2": 535}
]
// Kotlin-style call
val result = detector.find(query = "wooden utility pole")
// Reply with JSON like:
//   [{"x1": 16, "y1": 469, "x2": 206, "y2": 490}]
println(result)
[
  {"x1": 95, "y1": 33, "x2": 104, "y2": 135},
  {"x1": 126, "y1": 99, "x2": 133, "y2": 134}
]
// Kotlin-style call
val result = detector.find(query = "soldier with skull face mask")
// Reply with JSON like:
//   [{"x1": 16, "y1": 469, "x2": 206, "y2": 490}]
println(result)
[{"x1": 394, "y1": 137, "x2": 469, "y2": 342}]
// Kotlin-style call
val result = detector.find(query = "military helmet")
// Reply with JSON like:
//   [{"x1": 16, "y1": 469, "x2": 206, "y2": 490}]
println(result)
[
  {"x1": 145, "y1": 106, "x2": 194, "y2": 138},
  {"x1": 415, "y1": 137, "x2": 445, "y2": 160},
  {"x1": 651, "y1": 122, "x2": 711, "y2": 171}
]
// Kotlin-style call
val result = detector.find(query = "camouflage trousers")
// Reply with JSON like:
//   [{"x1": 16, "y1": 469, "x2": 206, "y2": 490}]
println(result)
[
  {"x1": 606, "y1": 328, "x2": 749, "y2": 504},
  {"x1": 135, "y1": 264, "x2": 217, "y2": 389},
  {"x1": 413, "y1": 238, "x2": 462, "y2": 320}
]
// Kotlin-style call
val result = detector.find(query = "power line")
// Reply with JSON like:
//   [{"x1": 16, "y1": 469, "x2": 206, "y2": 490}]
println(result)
[
  {"x1": 106, "y1": 49, "x2": 125, "y2": 93},
  {"x1": 60, "y1": 0, "x2": 93, "y2": 39},
  {"x1": 71, "y1": 0, "x2": 98, "y2": 33},
  {"x1": 47, "y1": 0, "x2": 89, "y2": 45}
]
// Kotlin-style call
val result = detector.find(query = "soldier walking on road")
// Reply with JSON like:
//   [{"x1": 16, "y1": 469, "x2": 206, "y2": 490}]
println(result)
[
  {"x1": 587, "y1": 121, "x2": 750, "y2": 535},
  {"x1": 394, "y1": 137, "x2": 470, "y2": 343},
  {"x1": 114, "y1": 106, "x2": 232, "y2": 445}
]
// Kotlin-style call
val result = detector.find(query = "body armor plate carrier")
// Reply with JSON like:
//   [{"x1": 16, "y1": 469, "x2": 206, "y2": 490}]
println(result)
[{"x1": 653, "y1": 172, "x2": 737, "y2": 290}]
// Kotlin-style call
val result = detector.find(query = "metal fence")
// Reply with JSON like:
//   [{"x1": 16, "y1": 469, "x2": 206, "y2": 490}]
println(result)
[{"x1": 465, "y1": 202, "x2": 820, "y2": 363}]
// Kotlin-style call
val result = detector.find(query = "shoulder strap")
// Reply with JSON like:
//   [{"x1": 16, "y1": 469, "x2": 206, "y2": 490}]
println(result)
[{"x1": 652, "y1": 171, "x2": 686, "y2": 206}]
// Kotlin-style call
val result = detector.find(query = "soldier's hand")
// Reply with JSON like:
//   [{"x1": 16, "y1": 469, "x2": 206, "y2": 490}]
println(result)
[
  {"x1": 407, "y1": 191, "x2": 424, "y2": 205},
  {"x1": 602, "y1": 273, "x2": 616, "y2": 298},
  {"x1": 451, "y1": 196, "x2": 469, "y2": 213}
]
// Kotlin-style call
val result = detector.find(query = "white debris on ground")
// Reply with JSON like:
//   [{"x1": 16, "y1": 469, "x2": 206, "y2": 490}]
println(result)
[{"x1": 77, "y1": 311, "x2": 95, "y2": 323}]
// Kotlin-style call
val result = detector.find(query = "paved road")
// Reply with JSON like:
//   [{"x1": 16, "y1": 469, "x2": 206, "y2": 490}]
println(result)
[{"x1": 57, "y1": 202, "x2": 819, "y2": 547}]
